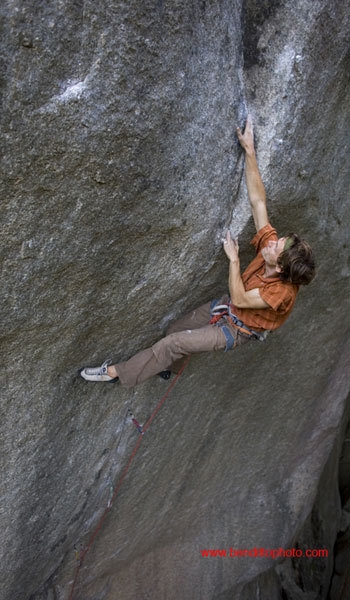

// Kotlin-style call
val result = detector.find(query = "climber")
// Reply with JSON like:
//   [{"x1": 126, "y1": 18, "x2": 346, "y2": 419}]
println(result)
[{"x1": 80, "y1": 115, "x2": 315, "y2": 388}]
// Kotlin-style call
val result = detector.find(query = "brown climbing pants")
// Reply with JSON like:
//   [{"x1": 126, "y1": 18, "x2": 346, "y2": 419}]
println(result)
[{"x1": 115, "y1": 301, "x2": 251, "y2": 388}]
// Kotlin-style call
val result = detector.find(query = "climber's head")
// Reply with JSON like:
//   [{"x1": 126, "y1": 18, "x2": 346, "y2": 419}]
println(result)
[{"x1": 276, "y1": 234, "x2": 316, "y2": 285}]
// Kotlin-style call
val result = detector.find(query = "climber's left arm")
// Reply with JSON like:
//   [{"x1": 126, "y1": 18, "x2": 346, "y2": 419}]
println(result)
[{"x1": 223, "y1": 231, "x2": 270, "y2": 309}]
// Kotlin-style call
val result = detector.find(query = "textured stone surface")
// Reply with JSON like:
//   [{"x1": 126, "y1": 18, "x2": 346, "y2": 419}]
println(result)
[
  {"x1": 1, "y1": 1, "x2": 349, "y2": 599},
  {"x1": 328, "y1": 410, "x2": 350, "y2": 600}
]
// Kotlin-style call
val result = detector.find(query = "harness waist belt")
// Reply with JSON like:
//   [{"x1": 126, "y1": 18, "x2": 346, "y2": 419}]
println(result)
[{"x1": 210, "y1": 302, "x2": 268, "y2": 342}]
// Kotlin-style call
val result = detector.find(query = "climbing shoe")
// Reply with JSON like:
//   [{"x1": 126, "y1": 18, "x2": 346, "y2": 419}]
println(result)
[
  {"x1": 158, "y1": 370, "x2": 171, "y2": 380},
  {"x1": 79, "y1": 359, "x2": 119, "y2": 382}
]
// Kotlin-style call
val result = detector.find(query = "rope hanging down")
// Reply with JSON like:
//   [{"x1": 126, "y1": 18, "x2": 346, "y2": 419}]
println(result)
[{"x1": 68, "y1": 356, "x2": 190, "y2": 600}]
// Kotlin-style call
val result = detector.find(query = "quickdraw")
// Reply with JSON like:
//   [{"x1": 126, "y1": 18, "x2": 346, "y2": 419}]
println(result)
[{"x1": 128, "y1": 408, "x2": 144, "y2": 435}]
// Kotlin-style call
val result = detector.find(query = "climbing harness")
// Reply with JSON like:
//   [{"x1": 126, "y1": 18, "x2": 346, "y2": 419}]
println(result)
[
  {"x1": 68, "y1": 356, "x2": 190, "y2": 600},
  {"x1": 210, "y1": 300, "x2": 269, "y2": 350}
]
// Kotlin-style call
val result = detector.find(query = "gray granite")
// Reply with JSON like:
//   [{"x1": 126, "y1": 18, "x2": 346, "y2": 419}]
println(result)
[{"x1": 1, "y1": 0, "x2": 349, "y2": 598}]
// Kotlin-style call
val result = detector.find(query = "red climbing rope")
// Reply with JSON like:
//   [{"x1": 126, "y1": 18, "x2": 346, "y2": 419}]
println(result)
[{"x1": 68, "y1": 356, "x2": 190, "y2": 600}]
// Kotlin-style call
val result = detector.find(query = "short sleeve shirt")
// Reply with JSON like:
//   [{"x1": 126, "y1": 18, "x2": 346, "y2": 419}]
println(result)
[{"x1": 230, "y1": 223, "x2": 299, "y2": 331}]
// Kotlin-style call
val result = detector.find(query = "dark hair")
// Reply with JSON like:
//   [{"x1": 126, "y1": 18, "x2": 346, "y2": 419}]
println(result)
[{"x1": 277, "y1": 233, "x2": 316, "y2": 285}]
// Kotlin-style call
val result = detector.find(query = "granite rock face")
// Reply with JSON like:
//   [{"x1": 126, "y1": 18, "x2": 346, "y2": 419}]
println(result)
[{"x1": 1, "y1": 1, "x2": 349, "y2": 599}]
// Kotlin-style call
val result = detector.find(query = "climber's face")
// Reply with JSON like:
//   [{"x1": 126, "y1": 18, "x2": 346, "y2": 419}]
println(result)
[{"x1": 261, "y1": 237, "x2": 287, "y2": 268}]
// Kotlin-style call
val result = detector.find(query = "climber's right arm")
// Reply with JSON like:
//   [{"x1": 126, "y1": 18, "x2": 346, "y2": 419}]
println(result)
[{"x1": 236, "y1": 116, "x2": 269, "y2": 233}]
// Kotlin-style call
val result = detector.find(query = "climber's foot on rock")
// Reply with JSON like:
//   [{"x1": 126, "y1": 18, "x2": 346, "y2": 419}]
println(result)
[{"x1": 79, "y1": 359, "x2": 119, "y2": 382}]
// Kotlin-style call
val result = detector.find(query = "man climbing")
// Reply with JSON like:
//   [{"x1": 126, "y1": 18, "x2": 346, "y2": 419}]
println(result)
[{"x1": 80, "y1": 116, "x2": 315, "y2": 387}]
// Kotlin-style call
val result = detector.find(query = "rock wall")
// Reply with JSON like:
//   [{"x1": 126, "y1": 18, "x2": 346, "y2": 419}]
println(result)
[{"x1": 1, "y1": 1, "x2": 349, "y2": 599}]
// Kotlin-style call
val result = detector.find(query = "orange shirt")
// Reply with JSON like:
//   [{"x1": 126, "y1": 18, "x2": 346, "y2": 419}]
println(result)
[{"x1": 231, "y1": 223, "x2": 299, "y2": 331}]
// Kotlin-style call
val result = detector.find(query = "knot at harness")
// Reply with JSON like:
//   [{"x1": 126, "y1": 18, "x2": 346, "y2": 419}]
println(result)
[{"x1": 209, "y1": 300, "x2": 268, "y2": 351}]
